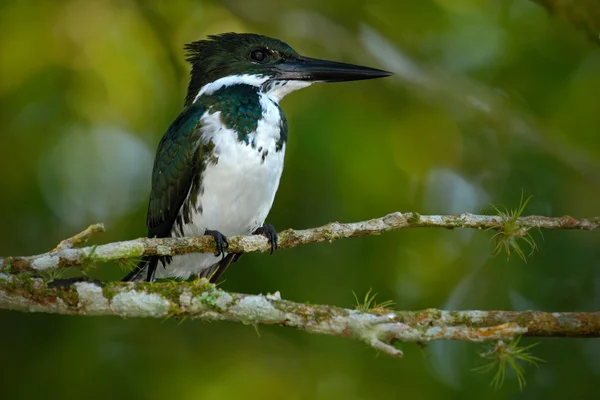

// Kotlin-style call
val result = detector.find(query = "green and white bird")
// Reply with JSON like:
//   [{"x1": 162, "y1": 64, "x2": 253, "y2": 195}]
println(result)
[{"x1": 123, "y1": 33, "x2": 391, "y2": 283}]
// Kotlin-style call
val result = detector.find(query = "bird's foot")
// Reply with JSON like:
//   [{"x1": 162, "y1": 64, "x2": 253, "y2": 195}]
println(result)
[
  {"x1": 253, "y1": 224, "x2": 278, "y2": 255},
  {"x1": 204, "y1": 229, "x2": 229, "y2": 258}
]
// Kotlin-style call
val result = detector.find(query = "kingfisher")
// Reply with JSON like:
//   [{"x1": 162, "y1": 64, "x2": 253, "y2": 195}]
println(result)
[{"x1": 123, "y1": 33, "x2": 391, "y2": 283}]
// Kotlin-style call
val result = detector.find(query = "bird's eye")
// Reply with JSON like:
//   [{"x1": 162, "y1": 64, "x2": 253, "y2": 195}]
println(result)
[{"x1": 250, "y1": 48, "x2": 267, "y2": 62}]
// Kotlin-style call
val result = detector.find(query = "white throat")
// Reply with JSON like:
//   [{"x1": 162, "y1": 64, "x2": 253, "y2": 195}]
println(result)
[
  {"x1": 265, "y1": 80, "x2": 312, "y2": 102},
  {"x1": 194, "y1": 74, "x2": 312, "y2": 104},
  {"x1": 194, "y1": 74, "x2": 269, "y2": 103}
]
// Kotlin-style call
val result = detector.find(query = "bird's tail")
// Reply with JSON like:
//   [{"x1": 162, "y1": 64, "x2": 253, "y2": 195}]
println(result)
[
  {"x1": 122, "y1": 254, "x2": 241, "y2": 283},
  {"x1": 199, "y1": 253, "x2": 242, "y2": 283}
]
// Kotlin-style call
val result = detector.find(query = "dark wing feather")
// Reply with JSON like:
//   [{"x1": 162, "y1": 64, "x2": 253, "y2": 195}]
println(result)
[
  {"x1": 147, "y1": 103, "x2": 208, "y2": 238},
  {"x1": 123, "y1": 102, "x2": 208, "y2": 282}
]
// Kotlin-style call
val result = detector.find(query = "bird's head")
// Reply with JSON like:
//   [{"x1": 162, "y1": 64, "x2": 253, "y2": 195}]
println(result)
[{"x1": 184, "y1": 32, "x2": 391, "y2": 106}]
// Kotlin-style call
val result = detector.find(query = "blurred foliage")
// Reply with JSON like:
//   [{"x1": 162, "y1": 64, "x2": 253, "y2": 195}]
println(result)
[
  {"x1": 532, "y1": 0, "x2": 600, "y2": 46},
  {"x1": 1, "y1": 0, "x2": 599, "y2": 399}
]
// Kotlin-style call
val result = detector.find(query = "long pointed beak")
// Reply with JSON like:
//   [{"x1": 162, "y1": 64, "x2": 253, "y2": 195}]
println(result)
[{"x1": 275, "y1": 56, "x2": 392, "y2": 82}]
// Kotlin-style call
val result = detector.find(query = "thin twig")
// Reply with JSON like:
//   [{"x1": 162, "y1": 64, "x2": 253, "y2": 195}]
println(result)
[
  {"x1": 56, "y1": 223, "x2": 105, "y2": 250},
  {"x1": 1, "y1": 212, "x2": 598, "y2": 273}
]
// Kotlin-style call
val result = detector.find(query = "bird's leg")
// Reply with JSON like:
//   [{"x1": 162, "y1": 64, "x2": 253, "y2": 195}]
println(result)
[
  {"x1": 204, "y1": 229, "x2": 229, "y2": 258},
  {"x1": 253, "y1": 224, "x2": 278, "y2": 255}
]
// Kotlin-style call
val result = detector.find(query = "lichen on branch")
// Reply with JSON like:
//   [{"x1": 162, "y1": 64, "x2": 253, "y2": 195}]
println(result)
[
  {"x1": 1, "y1": 212, "x2": 598, "y2": 274},
  {"x1": 2, "y1": 275, "x2": 599, "y2": 360}
]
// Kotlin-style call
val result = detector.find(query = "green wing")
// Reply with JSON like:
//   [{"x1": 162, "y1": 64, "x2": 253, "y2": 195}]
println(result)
[
  {"x1": 146, "y1": 103, "x2": 207, "y2": 238},
  {"x1": 146, "y1": 84, "x2": 263, "y2": 239}
]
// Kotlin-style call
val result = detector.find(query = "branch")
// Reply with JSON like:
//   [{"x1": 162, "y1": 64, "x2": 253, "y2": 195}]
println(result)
[
  {"x1": 1, "y1": 276, "x2": 598, "y2": 359},
  {"x1": 2, "y1": 212, "x2": 598, "y2": 274}
]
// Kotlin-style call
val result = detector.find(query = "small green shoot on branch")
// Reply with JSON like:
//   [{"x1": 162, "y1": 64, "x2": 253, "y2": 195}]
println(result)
[
  {"x1": 474, "y1": 336, "x2": 544, "y2": 390},
  {"x1": 117, "y1": 257, "x2": 142, "y2": 273},
  {"x1": 352, "y1": 287, "x2": 395, "y2": 313},
  {"x1": 80, "y1": 245, "x2": 98, "y2": 276},
  {"x1": 490, "y1": 193, "x2": 538, "y2": 262},
  {"x1": 39, "y1": 266, "x2": 67, "y2": 283}
]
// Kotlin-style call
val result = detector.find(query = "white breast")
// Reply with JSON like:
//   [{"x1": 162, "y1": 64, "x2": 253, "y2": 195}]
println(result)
[
  {"x1": 193, "y1": 108, "x2": 284, "y2": 235},
  {"x1": 159, "y1": 93, "x2": 285, "y2": 279}
]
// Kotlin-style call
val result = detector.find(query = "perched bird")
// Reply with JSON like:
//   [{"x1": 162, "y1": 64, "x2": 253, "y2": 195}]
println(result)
[{"x1": 123, "y1": 33, "x2": 391, "y2": 283}]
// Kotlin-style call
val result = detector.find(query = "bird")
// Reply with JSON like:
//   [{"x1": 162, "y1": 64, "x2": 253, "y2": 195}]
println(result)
[{"x1": 123, "y1": 32, "x2": 391, "y2": 283}]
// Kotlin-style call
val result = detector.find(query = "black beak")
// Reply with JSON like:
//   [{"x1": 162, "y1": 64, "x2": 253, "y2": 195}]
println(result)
[{"x1": 275, "y1": 56, "x2": 392, "y2": 82}]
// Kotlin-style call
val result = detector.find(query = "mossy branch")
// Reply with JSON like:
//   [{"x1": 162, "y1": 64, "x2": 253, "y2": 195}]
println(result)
[
  {"x1": 1, "y1": 275, "x2": 599, "y2": 360},
  {"x1": 1, "y1": 212, "x2": 598, "y2": 274}
]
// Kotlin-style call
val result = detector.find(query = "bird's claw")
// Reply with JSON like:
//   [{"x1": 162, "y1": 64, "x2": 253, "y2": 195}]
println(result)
[
  {"x1": 253, "y1": 224, "x2": 278, "y2": 255},
  {"x1": 205, "y1": 229, "x2": 229, "y2": 258}
]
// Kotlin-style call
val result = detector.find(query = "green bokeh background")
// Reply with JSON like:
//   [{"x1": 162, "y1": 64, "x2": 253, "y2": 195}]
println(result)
[{"x1": 1, "y1": 0, "x2": 599, "y2": 399}]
